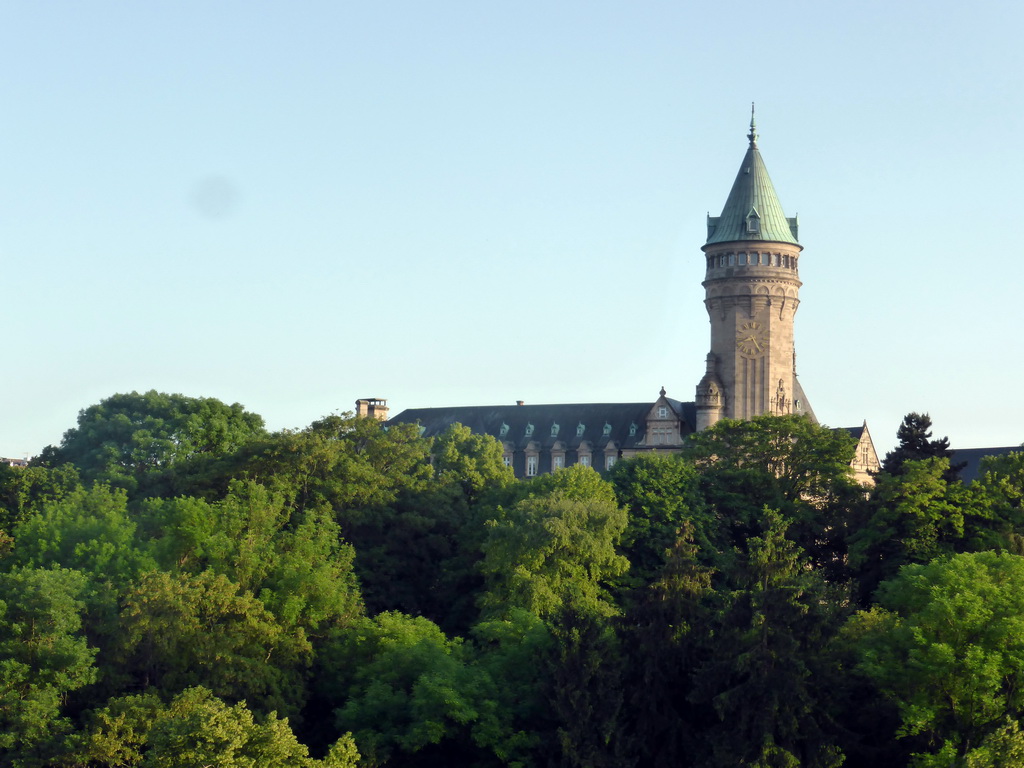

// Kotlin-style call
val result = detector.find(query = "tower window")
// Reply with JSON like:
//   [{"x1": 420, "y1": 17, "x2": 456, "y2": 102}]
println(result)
[
  {"x1": 738, "y1": 253, "x2": 747, "y2": 265},
  {"x1": 746, "y1": 217, "x2": 760, "y2": 234},
  {"x1": 762, "y1": 253, "x2": 770, "y2": 265}
]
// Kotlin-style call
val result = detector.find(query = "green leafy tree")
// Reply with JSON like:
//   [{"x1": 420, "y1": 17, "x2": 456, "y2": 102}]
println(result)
[
  {"x1": 241, "y1": 414, "x2": 431, "y2": 514},
  {"x1": 36, "y1": 391, "x2": 266, "y2": 495},
  {"x1": 0, "y1": 568, "x2": 97, "y2": 765},
  {"x1": 431, "y1": 423, "x2": 515, "y2": 502},
  {"x1": 0, "y1": 463, "x2": 82, "y2": 532},
  {"x1": 849, "y1": 458, "x2": 986, "y2": 599},
  {"x1": 10, "y1": 484, "x2": 154, "y2": 588},
  {"x1": 681, "y1": 414, "x2": 860, "y2": 578},
  {"x1": 66, "y1": 687, "x2": 361, "y2": 768},
  {"x1": 139, "y1": 481, "x2": 363, "y2": 636},
  {"x1": 114, "y1": 570, "x2": 312, "y2": 719},
  {"x1": 338, "y1": 423, "x2": 513, "y2": 626},
  {"x1": 969, "y1": 450, "x2": 1024, "y2": 554},
  {"x1": 848, "y1": 551, "x2": 1024, "y2": 767},
  {"x1": 479, "y1": 465, "x2": 629, "y2": 620},
  {"x1": 469, "y1": 608, "x2": 558, "y2": 766},
  {"x1": 8, "y1": 485, "x2": 158, "y2": 685},
  {"x1": 328, "y1": 612, "x2": 490, "y2": 767},
  {"x1": 608, "y1": 453, "x2": 711, "y2": 591},
  {"x1": 351, "y1": 423, "x2": 519, "y2": 633}
]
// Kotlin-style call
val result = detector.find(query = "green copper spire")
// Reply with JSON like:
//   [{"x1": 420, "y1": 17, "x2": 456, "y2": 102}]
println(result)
[{"x1": 706, "y1": 106, "x2": 799, "y2": 246}]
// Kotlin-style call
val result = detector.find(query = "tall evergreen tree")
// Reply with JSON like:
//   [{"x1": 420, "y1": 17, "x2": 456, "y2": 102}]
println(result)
[
  {"x1": 881, "y1": 412, "x2": 964, "y2": 481},
  {"x1": 688, "y1": 511, "x2": 846, "y2": 768}
]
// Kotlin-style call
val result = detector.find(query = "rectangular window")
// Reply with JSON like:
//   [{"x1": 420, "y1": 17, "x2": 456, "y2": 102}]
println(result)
[
  {"x1": 526, "y1": 455, "x2": 538, "y2": 477},
  {"x1": 553, "y1": 455, "x2": 564, "y2": 470},
  {"x1": 658, "y1": 406, "x2": 668, "y2": 418},
  {"x1": 605, "y1": 455, "x2": 617, "y2": 470},
  {"x1": 738, "y1": 253, "x2": 747, "y2": 265},
  {"x1": 502, "y1": 455, "x2": 511, "y2": 467},
  {"x1": 579, "y1": 455, "x2": 590, "y2": 468},
  {"x1": 762, "y1": 253, "x2": 770, "y2": 265}
]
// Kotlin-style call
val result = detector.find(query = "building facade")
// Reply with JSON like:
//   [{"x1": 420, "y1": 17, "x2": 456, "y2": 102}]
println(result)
[{"x1": 388, "y1": 111, "x2": 880, "y2": 481}]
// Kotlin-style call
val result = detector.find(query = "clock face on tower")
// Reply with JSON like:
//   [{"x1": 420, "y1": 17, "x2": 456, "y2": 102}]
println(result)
[{"x1": 736, "y1": 320, "x2": 768, "y2": 358}]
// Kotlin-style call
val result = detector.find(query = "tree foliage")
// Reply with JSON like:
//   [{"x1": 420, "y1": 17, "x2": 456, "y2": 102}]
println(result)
[
  {"x1": 880, "y1": 412, "x2": 963, "y2": 481},
  {"x1": 849, "y1": 551, "x2": 1024, "y2": 767},
  {"x1": 113, "y1": 570, "x2": 312, "y2": 719},
  {"x1": 479, "y1": 466, "x2": 629, "y2": 620},
  {"x1": 0, "y1": 567, "x2": 97, "y2": 764},
  {"x1": 7, "y1": 394, "x2": 1024, "y2": 767},
  {"x1": 36, "y1": 391, "x2": 266, "y2": 495}
]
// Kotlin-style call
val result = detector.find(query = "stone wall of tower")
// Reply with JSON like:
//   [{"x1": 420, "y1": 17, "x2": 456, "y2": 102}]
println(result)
[{"x1": 700, "y1": 242, "x2": 803, "y2": 421}]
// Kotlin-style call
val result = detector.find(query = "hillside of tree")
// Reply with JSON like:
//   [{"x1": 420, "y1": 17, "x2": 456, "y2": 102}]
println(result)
[{"x1": 3, "y1": 391, "x2": 1024, "y2": 768}]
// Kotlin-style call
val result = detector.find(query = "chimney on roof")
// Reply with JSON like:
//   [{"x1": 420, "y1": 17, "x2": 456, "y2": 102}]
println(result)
[
  {"x1": 355, "y1": 398, "x2": 389, "y2": 420},
  {"x1": 516, "y1": 400, "x2": 525, "y2": 406}
]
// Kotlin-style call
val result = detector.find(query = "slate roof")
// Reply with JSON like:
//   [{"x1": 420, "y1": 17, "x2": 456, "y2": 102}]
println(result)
[
  {"x1": 390, "y1": 400, "x2": 697, "y2": 450},
  {"x1": 706, "y1": 111, "x2": 800, "y2": 246},
  {"x1": 949, "y1": 446, "x2": 1022, "y2": 484}
]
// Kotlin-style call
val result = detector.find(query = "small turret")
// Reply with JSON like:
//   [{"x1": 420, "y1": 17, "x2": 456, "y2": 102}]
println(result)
[{"x1": 695, "y1": 353, "x2": 725, "y2": 430}]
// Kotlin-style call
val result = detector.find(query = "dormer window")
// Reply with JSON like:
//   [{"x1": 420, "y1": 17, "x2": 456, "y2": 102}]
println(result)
[
  {"x1": 576, "y1": 423, "x2": 585, "y2": 437},
  {"x1": 658, "y1": 406, "x2": 668, "y2": 418},
  {"x1": 603, "y1": 423, "x2": 612, "y2": 436},
  {"x1": 525, "y1": 423, "x2": 534, "y2": 437},
  {"x1": 551, "y1": 423, "x2": 560, "y2": 437},
  {"x1": 499, "y1": 423, "x2": 509, "y2": 438},
  {"x1": 746, "y1": 211, "x2": 761, "y2": 234},
  {"x1": 629, "y1": 422, "x2": 638, "y2": 437}
]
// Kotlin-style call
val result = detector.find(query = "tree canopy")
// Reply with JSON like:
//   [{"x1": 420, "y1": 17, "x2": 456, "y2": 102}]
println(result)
[{"x1": 8, "y1": 393, "x2": 1024, "y2": 768}]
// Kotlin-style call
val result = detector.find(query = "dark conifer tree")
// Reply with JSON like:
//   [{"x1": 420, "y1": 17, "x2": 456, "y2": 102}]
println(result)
[{"x1": 880, "y1": 412, "x2": 964, "y2": 481}]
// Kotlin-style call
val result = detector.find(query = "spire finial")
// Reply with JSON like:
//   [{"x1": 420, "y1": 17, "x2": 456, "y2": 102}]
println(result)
[{"x1": 747, "y1": 102, "x2": 758, "y2": 147}]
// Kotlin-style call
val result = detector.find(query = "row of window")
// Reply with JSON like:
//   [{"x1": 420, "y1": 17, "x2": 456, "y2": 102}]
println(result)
[
  {"x1": 501, "y1": 422, "x2": 622, "y2": 439},
  {"x1": 506, "y1": 453, "x2": 618, "y2": 476},
  {"x1": 501, "y1": 421, "x2": 644, "y2": 439},
  {"x1": 707, "y1": 252, "x2": 797, "y2": 269}
]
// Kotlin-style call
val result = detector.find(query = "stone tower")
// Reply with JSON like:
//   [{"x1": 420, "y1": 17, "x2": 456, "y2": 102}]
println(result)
[{"x1": 695, "y1": 108, "x2": 809, "y2": 429}]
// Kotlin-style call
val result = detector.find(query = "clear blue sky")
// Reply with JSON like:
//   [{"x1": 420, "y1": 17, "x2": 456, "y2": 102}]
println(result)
[{"x1": 2, "y1": 0, "x2": 1022, "y2": 459}]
